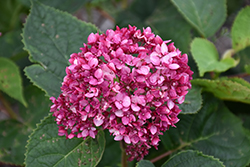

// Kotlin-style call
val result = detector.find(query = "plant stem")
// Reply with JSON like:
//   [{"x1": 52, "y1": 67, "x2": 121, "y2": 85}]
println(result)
[
  {"x1": 0, "y1": 92, "x2": 17, "y2": 120},
  {"x1": 120, "y1": 141, "x2": 128, "y2": 167},
  {"x1": 150, "y1": 140, "x2": 190, "y2": 163},
  {"x1": 96, "y1": 7, "x2": 115, "y2": 23},
  {"x1": 228, "y1": 73, "x2": 250, "y2": 78},
  {"x1": 150, "y1": 150, "x2": 173, "y2": 163}
]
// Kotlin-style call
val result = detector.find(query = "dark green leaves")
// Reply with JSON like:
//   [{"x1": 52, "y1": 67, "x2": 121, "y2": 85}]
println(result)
[
  {"x1": 192, "y1": 78, "x2": 250, "y2": 104},
  {"x1": 136, "y1": 160, "x2": 155, "y2": 167},
  {"x1": 161, "y1": 150, "x2": 225, "y2": 167},
  {"x1": 161, "y1": 94, "x2": 250, "y2": 167},
  {"x1": 231, "y1": 6, "x2": 250, "y2": 52},
  {"x1": 191, "y1": 38, "x2": 238, "y2": 76},
  {"x1": 22, "y1": 0, "x2": 99, "y2": 97},
  {"x1": 179, "y1": 85, "x2": 202, "y2": 114},
  {"x1": 0, "y1": 57, "x2": 27, "y2": 106},
  {"x1": 0, "y1": 86, "x2": 51, "y2": 165},
  {"x1": 171, "y1": 0, "x2": 227, "y2": 37},
  {"x1": 19, "y1": 0, "x2": 90, "y2": 13},
  {"x1": 25, "y1": 114, "x2": 105, "y2": 167}
]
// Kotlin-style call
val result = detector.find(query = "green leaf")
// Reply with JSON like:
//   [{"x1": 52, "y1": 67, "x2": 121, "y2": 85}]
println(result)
[
  {"x1": 97, "y1": 130, "x2": 121, "y2": 167},
  {"x1": 146, "y1": 0, "x2": 192, "y2": 53},
  {"x1": 192, "y1": 78, "x2": 250, "y2": 104},
  {"x1": 18, "y1": 85, "x2": 52, "y2": 128},
  {"x1": 22, "y1": 0, "x2": 99, "y2": 97},
  {"x1": 161, "y1": 150, "x2": 225, "y2": 167},
  {"x1": 0, "y1": 0, "x2": 26, "y2": 33},
  {"x1": 97, "y1": 130, "x2": 135, "y2": 167},
  {"x1": 171, "y1": 0, "x2": 227, "y2": 37},
  {"x1": 161, "y1": 94, "x2": 250, "y2": 167},
  {"x1": 0, "y1": 86, "x2": 51, "y2": 165},
  {"x1": 0, "y1": 120, "x2": 27, "y2": 165},
  {"x1": 0, "y1": 57, "x2": 27, "y2": 106},
  {"x1": 25, "y1": 114, "x2": 105, "y2": 167},
  {"x1": 178, "y1": 85, "x2": 202, "y2": 114},
  {"x1": 191, "y1": 38, "x2": 238, "y2": 76},
  {"x1": 136, "y1": 160, "x2": 155, "y2": 167},
  {"x1": 18, "y1": 0, "x2": 90, "y2": 13},
  {"x1": 231, "y1": 6, "x2": 250, "y2": 52},
  {"x1": 244, "y1": 64, "x2": 250, "y2": 74},
  {"x1": 0, "y1": 30, "x2": 25, "y2": 59}
]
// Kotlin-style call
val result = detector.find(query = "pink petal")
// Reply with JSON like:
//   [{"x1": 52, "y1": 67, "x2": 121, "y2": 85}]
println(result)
[
  {"x1": 149, "y1": 73, "x2": 158, "y2": 83},
  {"x1": 89, "y1": 130, "x2": 95, "y2": 138},
  {"x1": 150, "y1": 52, "x2": 160, "y2": 65},
  {"x1": 115, "y1": 110, "x2": 124, "y2": 117},
  {"x1": 137, "y1": 66, "x2": 150, "y2": 75},
  {"x1": 88, "y1": 58, "x2": 98, "y2": 68},
  {"x1": 169, "y1": 63, "x2": 180, "y2": 69},
  {"x1": 81, "y1": 129, "x2": 89, "y2": 137},
  {"x1": 93, "y1": 118, "x2": 104, "y2": 127},
  {"x1": 124, "y1": 136, "x2": 131, "y2": 144},
  {"x1": 94, "y1": 69, "x2": 103, "y2": 79},
  {"x1": 167, "y1": 100, "x2": 175, "y2": 110},
  {"x1": 131, "y1": 104, "x2": 140, "y2": 111},
  {"x1": 178, "y1": 96, "x2": 185, "y2": 104},
  {"x1": 122, "y1": 117, "x2": 129, "y2": 125},
  {"x1": 152, "y1": 137, "x2": 160, "y2": 145},
  {"x1": 162, "y1": 55, "x2": 170, "y2": 64},
  {"x1": 113, "y1": 34, "x2": 121, "y2": 44},
  {"x1": 123, "y1": 96, "x2": 131, "y2": 107},
  {"x1": 82, "y1": 64, "x2": 91, "y2": 70},
  {"x1": 131, "y1": 136, "x2": 140, "y2": 144},
  {"x1": 68, "y1": 133, "x2": 74, "y2": 139},
  {"x1": 80, "y1": 99, "x2": 88, "y2": 107},
  {"x1": 115, "y1": 48, "x2": 123, "y2": 57},
  {"x1": 89, "y1": 78, "x2": 98, "y2": 85},
  {"x1": 88, "y1": 33, "x2": 97, "y2": 44},
  {"x1": 150, "y1": 125, "x2": 157, "y2": 135},
  {"x1": 114, "y1": 135, "x2": 123, "y2": 141},
  {"x1": 161, "y1": 43, "x2": 168, "y2": 55},
  {"x1": 115, "y1": 101, "x2": 123, "y2": 109}
]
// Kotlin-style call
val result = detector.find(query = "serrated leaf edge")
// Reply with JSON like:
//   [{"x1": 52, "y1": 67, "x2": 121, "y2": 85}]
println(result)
[
  {"x1": 161, "y1": 150, "x2": 225, "y2": 167},
  {"x1": 170, "y1": 0, "x2": 227, "y2": 38},
  {"x1": 136, "y1": 160, "x2": 155, "y2": 167},
  {"x1": 192, "y1": 78, "x2": 250, "y2": 103},
  {"x1": 21, "y1": 0, "x2": 101, "y2": 97},
  {"x1": 24, "y1": 113, "x2": 105, "y2": 167},
  {"x1": 21, "y1": 0, "x2": 100, "y2": 64}
]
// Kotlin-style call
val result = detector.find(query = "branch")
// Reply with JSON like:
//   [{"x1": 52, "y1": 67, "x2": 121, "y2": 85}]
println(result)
[{"x1": 0, "y1": 92, "x2": 18, "y2": 120}]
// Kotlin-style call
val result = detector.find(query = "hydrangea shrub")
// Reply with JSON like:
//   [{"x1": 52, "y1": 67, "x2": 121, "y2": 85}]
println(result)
[
  {"x1": 50, "y1": 25, "x2": 193, "y2": 160},
  {"x1": 1, "y1": 0, "x2": 250, "y2": 167}
]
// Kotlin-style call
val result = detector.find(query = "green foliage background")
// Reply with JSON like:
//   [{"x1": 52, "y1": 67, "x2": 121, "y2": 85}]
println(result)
[{"x1": 0, "y1": 0, "x2": 250, "y2": 167}]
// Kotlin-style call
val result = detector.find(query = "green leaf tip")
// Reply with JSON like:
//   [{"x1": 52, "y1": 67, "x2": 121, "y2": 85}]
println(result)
[
  {"x1": 191, "y1": 38, "x2": 238, "y2": 77},
  {"x1": 0, "y1": 57, "x2": 27, "y2": 107},
  {"x1": 232, "y1": 6, "x2": 250, "y2": 52}
]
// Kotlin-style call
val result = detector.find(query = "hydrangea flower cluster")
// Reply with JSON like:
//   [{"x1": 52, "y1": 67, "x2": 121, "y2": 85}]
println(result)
[{"x1": 50, "y1": 25, "x2": 193, "y2": 161}]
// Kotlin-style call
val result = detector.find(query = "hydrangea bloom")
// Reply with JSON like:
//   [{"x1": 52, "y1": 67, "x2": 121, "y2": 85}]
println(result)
[{"x1": 50, "y1": 25, "x2": 193, "y2": 161}]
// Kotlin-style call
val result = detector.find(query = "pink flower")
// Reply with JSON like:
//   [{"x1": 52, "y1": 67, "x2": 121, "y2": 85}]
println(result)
[{"x1": 50, "y1": 25, "x2": 193, "y2": 161}]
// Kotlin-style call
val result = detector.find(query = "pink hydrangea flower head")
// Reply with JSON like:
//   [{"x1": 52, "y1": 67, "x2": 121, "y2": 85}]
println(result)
[{"x1": 50, "y1": 25, "x2": 193, "y2": 161}]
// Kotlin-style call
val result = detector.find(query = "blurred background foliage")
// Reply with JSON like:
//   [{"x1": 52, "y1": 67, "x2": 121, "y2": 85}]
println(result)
[{"x1": 1, "y1": 0, "x2": 250, "y2": 167}]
